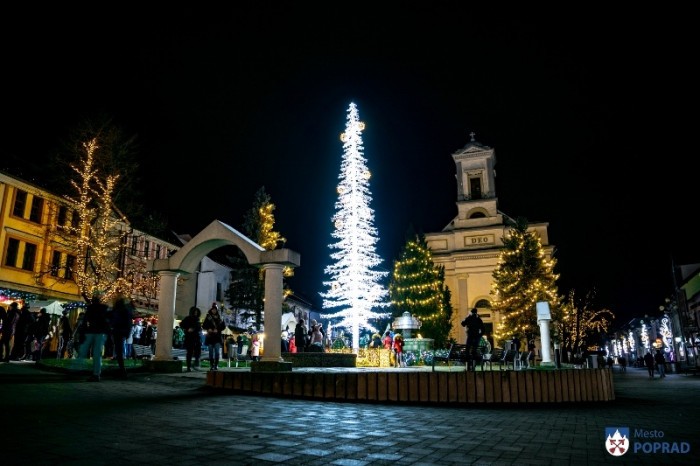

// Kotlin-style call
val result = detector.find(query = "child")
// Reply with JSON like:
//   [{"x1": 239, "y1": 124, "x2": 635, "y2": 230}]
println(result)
[{"x1": 393, "y1": 333, "x2": 404, "y2": 368}]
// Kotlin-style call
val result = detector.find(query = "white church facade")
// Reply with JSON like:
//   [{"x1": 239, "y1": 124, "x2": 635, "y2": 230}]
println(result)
[{"x1": 425, "y1": 135, "x2": 554, "y2": 346}]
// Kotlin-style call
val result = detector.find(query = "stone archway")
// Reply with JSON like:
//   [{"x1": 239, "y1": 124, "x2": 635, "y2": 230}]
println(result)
[{"x1": 147, "y1": 220, "x2": 300, "y2": 370}]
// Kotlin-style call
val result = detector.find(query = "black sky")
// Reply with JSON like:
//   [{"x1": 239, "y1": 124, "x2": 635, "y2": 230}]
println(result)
[{"x1": 2, "y1": 5, "x2": 695, "y2": 326}]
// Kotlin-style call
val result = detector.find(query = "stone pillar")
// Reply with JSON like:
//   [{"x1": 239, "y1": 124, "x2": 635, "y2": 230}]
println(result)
[
  {"x1": 261, "y1": 263, "x2": 284, "y2": 362},
  {"x1": 536, "y1": 301, "x2": 553, "y2": 366},
  {"x1": 155, "y1": 271, "x2": 179, "y2": 361}
]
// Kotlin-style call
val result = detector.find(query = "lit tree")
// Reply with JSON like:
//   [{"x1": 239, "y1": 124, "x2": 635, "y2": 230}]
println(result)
[
  {"x1": 321, "y1": 102, "x2": 389, "y2": 351},
  {"x1": 554, "y1": 289, "x2": 615, "y2": 359},
  {"x1": 65, "y1": 138, "x2": 132, "y2": 301},
  {"x1": 389, "y1": 232, "x2": 453, "y2": 348},
  {"x1": 227, "y1": 186, "x2": 290, "y2": 330},
  {"x1": 36, "y1": 118, "x2": 165, "y2": 305},
  {"x1": 491, "y1": 217, "x2": 560, "y2": 343}
]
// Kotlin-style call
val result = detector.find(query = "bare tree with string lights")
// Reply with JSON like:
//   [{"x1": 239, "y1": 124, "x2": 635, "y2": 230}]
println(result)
[{"x1": 321, "y1": 102, "x2": 389, "y2": 351}]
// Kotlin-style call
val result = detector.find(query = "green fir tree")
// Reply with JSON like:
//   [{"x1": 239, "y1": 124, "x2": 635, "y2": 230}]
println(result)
[
  {"x1": 389, "y1": 233, "x2": 453, "y2": 348},
  {"x1": 490, "y1": 217, "x2": 560, "y2": 344}
]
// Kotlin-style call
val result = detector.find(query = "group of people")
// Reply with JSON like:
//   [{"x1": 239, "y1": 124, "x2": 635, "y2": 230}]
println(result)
[
  {"x1": 364, "y1": 329, "x2": 406, "y2": 367},
  {"x1": 0, "y1": 302, "x2": 53, "y2": 362},
  {"x1": 643, "y1": 349, "x2": 668, "y2": 379},
  {"x1": 292, "y1": 318, "x2": 326, "y2": 353}
]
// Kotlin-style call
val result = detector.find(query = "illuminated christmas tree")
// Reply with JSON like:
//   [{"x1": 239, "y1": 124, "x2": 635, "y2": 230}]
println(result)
[
  {"x1": 491, "y1": 217, "x2": 560, "y2": 343},
  {"x1": 389, "y1": 233, "x2": 453, "y2": 348},
  {"x1": 321, "y1": 102, "x2": 389, "y2": 350},
  {"x1": 554, "y1": 289, "x2": 614, "y2": 358},
  {"x1": 227, "y1": 186, "x2": 289, "y2": 331},
  {"x1": 66, "y1": 138, "x2": 132, "y2": 302}
]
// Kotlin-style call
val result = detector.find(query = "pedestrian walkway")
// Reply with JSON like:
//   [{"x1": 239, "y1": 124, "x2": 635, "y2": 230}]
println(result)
[{"x1": 0, "y1": 361, "x2": 697, "y2": 465}]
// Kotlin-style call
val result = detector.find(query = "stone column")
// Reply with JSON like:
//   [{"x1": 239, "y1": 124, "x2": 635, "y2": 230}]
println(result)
[
  {"x1": 261, "y1": 263, "x2": 284, "y2": 362},
  {"x1": 155, "y1": 271, "x2": 179, "y2": 361},
  {"x1": 536, "y1": 301, "x2": 553, "y2": 366}
]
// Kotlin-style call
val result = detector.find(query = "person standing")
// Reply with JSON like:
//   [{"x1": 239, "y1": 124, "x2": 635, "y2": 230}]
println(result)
[
  {"x1": 250, "y1": 334, "x2": 261, "y2": 361},
  {"x1": 12, "y1": 304, "x2": 34, "y2": 360},
  {"x1": 181, "y1": 306, "x2": 202, "y2": 372},
  {"x1": 294, "y1": 319, "x2": 306, "y2": 353},
  {"x1": 461, "y1": 308, "x2": 485, "y2": 371},
  {"x1": 1, "y1": 302, "x2": 19, "y2": 362},
  {"x1": 57, "y1": 309, "x2": 73, "y2": 359},
  {"x1": 32, "y1": 308, "x2": 51, "y2": 362},
  {"x1": 654, "y1": 349, "x2": 667, "y2": 378},
  {"x1": 393, "y1": 333, "x2": 405, "y2": 368},
  {"x1": 281, "y1": 327, "x2": 289, "y2": 353},
  {"x1": 643, "y1": 350, "x2": 655, "y2": 379},
  {"x1": 131, "y1": 319, "x2": 144, "y2": 346},
  {"x1": 203, "y1": 303, "x2": 224, "y2": 371},
  {"x1": 526, "y1": 339, "x2": 537, "y2": 369},
  {"x1": 79, "y1": 294, "x2": 110, "y2": 382},
  {"x1": 110, "y1": 297, "x2": 133, "y2": 379}
]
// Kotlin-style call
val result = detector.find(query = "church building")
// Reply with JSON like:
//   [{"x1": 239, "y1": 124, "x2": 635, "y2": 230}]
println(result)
[{"x1": 425, "y1": 134, "x2": 555, "y2": 346}]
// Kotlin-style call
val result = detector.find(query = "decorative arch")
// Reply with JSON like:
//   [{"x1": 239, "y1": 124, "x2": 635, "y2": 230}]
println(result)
[{"x1": 148, "y1": 220, "x2": 300, "y2": 365}]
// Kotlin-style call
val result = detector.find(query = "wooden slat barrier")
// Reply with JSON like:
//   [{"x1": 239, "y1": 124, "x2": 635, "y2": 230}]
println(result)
[{"x1": 207, "y1": 368, "x2": 615, "y2": 404}]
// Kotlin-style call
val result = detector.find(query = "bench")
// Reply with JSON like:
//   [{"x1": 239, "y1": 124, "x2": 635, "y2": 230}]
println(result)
[
  {"x1": 481, "y1": 347, "x2": 504, "y2": 371},
  {"x1": 432, "y1": 343, "x2": 470, "y2": 371},
  {"x1": 171, "y1": 348, "x2": 187, "y2": 360},
  {"x1": 490, "y1": 349, "x2": 518, "y2": 370},
  {"x1": 230, "y1": 344, "x2": 251, "y2": 368},
  {"x1": 132, "y1": 344, "x2": 153, "y2": 359}
]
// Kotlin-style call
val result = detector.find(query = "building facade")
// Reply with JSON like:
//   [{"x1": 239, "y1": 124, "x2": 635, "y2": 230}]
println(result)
[
  {"x1": 425, "y1": 136, "x2": 554, "y2": 346},
  {"x1": 0, "y1": 170, "x2": 179, "y2": 317}
]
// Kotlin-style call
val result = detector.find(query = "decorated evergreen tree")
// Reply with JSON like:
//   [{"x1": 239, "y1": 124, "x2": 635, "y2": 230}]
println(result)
[
  {"x1": 227, "y1": 186, "x2": 289, "y2": 331},
  {"x1": 389, "y1": 233, "x2": 453, "y2": 348},
  {"x1": 321, "y1": 102, "x2": 389, "y2": 350},
  {"x1": 491, "y1": 217, "x2": 560, "y2": 343}
]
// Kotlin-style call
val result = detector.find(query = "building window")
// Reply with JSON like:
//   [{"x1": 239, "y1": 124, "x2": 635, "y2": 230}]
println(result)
[
  {"x1": 29, "y1": 196, "x2": 44, "y2": 223},
  {"x1": 70, "y1": 210, "x2": 80, "y2": 234},
  {"x1": 51, "y1": 251, "x2": 61, "y2": 277},
  {"x1": 155, "y1": 244, "x2": 161, "y2": 259},
  {"x1": 216, "y1": 283, "x2": 222, "y2": 302},
  {"x1": 469, "y1": 177, "x2": 482, "y2": 200},
  {"x1": 12, "y1": 189, "x2": 27, "y2": 217},
  {"x1": 65, "y1": 255, "x2": 76, "y2": 280},
  {"x1": 143, "y1": 241, "x2": 150, "y2": 259},
  {"x1": 4, "y1": 238, "x2": 19, "y2": 267},
  {"x1": 57, "y1": 206, "x2": 68, "y2": 228},
  {"x1": 22, "y1": 243, "x2": 37, "y2": 271},
  {"x1": 131, "y1": 236, "x2": 138, "y2": 255}
]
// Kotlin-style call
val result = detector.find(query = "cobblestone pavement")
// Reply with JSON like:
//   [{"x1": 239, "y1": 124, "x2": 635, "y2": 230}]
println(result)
[{"x1": 1, "y1": 361, "x2": 698, "y2": 465}]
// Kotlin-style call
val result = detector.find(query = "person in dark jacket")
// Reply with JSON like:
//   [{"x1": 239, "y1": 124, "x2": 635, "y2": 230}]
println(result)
[
  {"x1": 294, "y1": 319, "x2": 306, "y2": 353},
  {"x1": 643, "y1": 350, "x2": 655, "y2": 379},
  {"x1": 12, "y1": 304, "x2": 34, "y2": 360},
  {"x1": 461, "y1": 308, "x2": 485, "y2": 371},
  {"x1": 181, "y1": 306, "x2": 202, "y2": 372},
  {"x1": 32, "y1": 308, "x2": 51, "y2": 361},
  {"x1": 110, "y1": 297, "x2": 133, "y2": 379},
  {"x1": 202, "y1": 303, "x2": 225, "y2": 371},
  {"x1": 79, "y1": 294, "x2": 110, "y2": 382},
  {"x1": 0, "y1": 302, "x2": 19, "y2": 362}
]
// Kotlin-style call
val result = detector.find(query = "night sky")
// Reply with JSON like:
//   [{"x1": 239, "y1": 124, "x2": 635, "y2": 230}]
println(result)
[{"x1": 2, "y1": 5, "x2": 694, "y2": 327}]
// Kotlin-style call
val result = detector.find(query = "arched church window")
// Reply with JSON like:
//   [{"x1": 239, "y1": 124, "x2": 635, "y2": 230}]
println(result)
[{"x1": 475, "y1": 299, "x2": 491, "y2": 309}]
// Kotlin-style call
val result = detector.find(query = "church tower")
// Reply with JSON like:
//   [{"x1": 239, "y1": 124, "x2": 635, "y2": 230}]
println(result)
[{"x1": 425, "y1": 133, "x2": 554, "y2": 345}]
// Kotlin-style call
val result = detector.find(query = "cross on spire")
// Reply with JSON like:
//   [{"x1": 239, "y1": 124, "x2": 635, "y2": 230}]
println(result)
[{"x1": 469, "y1": 131, "x2": 476, "y2": 142}]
